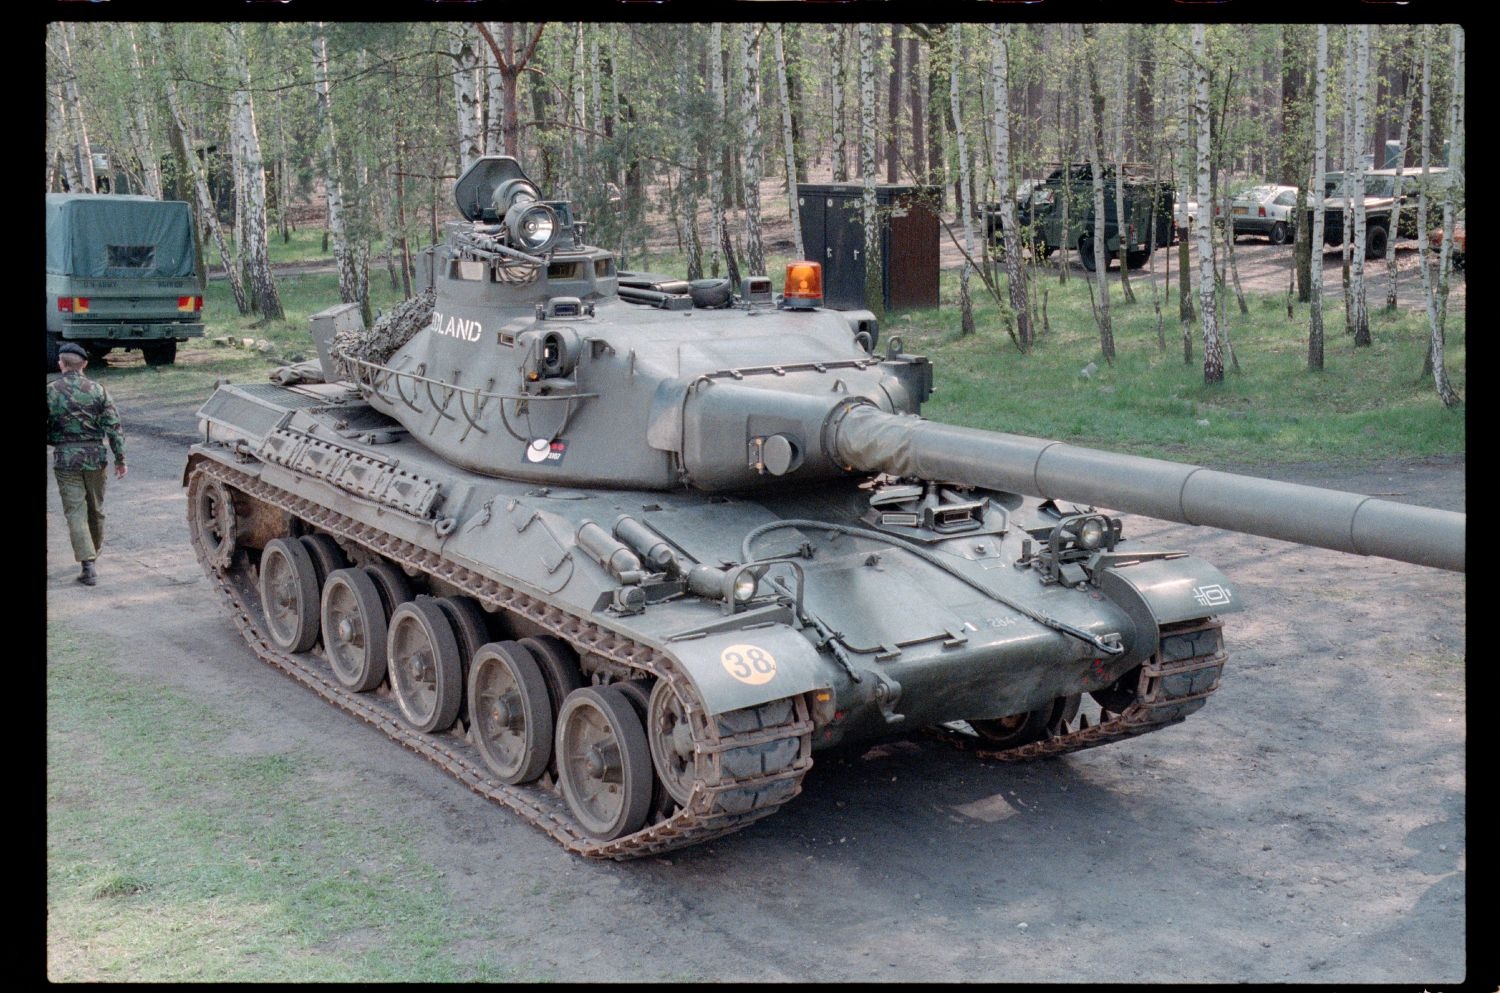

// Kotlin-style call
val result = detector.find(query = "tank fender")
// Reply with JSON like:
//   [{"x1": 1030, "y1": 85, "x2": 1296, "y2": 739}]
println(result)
[
  {"x1": 663, "y1": 624, "x2": 831, "y2": 716},
  {"x1": 1094, "y1": 554, "x2": 1242, "y2": 666}
]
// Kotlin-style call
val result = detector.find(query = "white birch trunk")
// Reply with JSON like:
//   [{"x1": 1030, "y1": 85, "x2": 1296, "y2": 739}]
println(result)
[
  {"x1": 772, "y1": 25, "x2": 804, "y2": 260},
  {"x1": 1308, "y1": 25, "x2": 1328, "y2": 370},
  {"x1": 313, "y1": 25, "x2": 358, "y2": 308},
  {"x1": 48, "y1": 80, "x2": 76, "y2": 192},
  {"x1": 1082, "y1": 26, "x2": 1114, "y2": 360},
  {"x1": 988, "y1": 24, "x2": 1030, "y2": 350},
  {"x1": 227, "y1": 23, "x2": 282, "y2": 320},
  {"x1": 1113, "y1": 27, "x2": 1134, "y2": 300},
  {"x1": 831, "y1": 26, "x2": 847, "y2": 183},
  {"x1": 124, "y1": 25, "x2": 162, "y2": 199},
  {"x1": 149, "y1": 23, "x2": 245, "y2": 311},
  {"x1": 1176, "y1": 60, "x2": 1195, "y2": 331},
  {"x1": 950, "y1": 27, "x2": 975, "y2": 336},
  {"x1": 452, "y1": 25, "x2": 482, "y2": 176},
  {"x1": 1350, "y1": 24, "x2": 1370, "y2": 344},
  {"x1": 1341, "y1": 26, "x2": 1354, "y2": 332},
  {"x1": 1425, "y1": 26, "x2": 1461, "y2": 406},
  {"x1": 56, "y1": 24, "x2": 96, "y2": 192},
  {"x1": 1193, "y1": 24, "x2": 1223, "y2": 383},
  {"x1": 572, "y1": 24, "x2": 586, "y2": 170},
  {"x1": 707, "y1": 24, "x2": 726, "y2": 279},
  {"x1": 1385, "y1": 33, "x2": 1415, "y2": 312},
  {"x1": 739, "y1": 24, "x2": 765, "y2": 276},
  {"x1": 486, "y1": 24, "x2": 507, "y2": 156},
  {"x1": 859, "y1": 23, "x2": 881, "y2": 317}
]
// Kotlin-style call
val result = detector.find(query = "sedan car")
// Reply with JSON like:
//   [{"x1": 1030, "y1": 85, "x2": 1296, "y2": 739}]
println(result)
[{"x1": 1226, "y1": 184, "x2": 1299, "y2": 244}]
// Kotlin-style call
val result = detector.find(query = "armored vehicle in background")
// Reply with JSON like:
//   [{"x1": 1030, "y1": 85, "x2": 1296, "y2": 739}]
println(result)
[
  {"x1": 988, "y1": 165, "x2": 1174, "y2": 269},
  {"x1": 46, "y1": 193, "x2": 205, "y2": 370},
  {"x1": 184, "y1": 157, "x2": 1464, "y2": 859}
]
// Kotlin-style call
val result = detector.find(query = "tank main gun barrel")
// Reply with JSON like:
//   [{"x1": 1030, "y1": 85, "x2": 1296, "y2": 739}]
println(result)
[{"x1": 827, "y1": 403, "x2": 1465, "y2": 572}]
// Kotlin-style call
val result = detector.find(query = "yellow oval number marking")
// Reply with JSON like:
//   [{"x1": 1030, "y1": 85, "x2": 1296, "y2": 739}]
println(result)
[{"x1": 720, "y1": 644, "x2": 777, "y2": 686}]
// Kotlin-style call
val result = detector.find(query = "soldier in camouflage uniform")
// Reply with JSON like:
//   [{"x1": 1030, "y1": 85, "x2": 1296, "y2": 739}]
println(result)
[{"x1": 47, "y1": 343, "x2": 127, "y2": 586}]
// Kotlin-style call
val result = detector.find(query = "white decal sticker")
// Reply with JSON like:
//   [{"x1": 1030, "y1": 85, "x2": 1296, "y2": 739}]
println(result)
[
  {"x1": 430, "y1": 310, "x2": 484, "y2": 342},
  {"x1": 1191, "y1": 584, "x2": 1232, "y2": 608},
  {"x1": 721, "y1": 644, "x2": 777, "y2": 685}
]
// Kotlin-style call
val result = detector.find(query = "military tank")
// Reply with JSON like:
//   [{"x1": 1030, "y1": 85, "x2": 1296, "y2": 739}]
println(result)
[{"x1": 184, "y1": 157, "x2": 1464, "y2": 859}]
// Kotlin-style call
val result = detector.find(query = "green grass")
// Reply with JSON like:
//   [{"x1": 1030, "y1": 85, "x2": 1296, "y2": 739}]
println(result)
[
  {"x1": 892, "y1": 267, "x2": 1465, "y2": 465},
  {"x1": 45, "y1": 622, "x2": 530, "y2": 982}
]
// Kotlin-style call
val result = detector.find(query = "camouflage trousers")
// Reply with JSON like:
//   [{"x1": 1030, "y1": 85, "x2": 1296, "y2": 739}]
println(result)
[{"x1": 54, "y1": 467, "x2": 107, "y2": 563}]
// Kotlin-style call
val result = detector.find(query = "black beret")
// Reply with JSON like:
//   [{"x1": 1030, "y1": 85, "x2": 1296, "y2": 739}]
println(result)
[{"x1": 57, "y1": 343, "x2": 88, "y2": 359}]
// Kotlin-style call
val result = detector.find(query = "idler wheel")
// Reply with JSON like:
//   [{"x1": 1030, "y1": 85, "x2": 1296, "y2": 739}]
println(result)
[
  {"x1": 971, "y1": 694, "x2": 1082, "y2": 748},
  {"x1": 320, "y1": 567, "x2": 389, "y2": 692},
  {"x1": 258, "y1": 537, "x2": 321, "y2": 653},
  {"x1": 555, "y1": 685, "x2": 654, "y2": 840},
  {"x1": 468, "y1": 641, "x2": 553, "y2": 784},
  {"x1": 386, "y1": 599, "x2": 464, "y2": 733},
  {"x1": 647, "y1": 679, "x2": 704, "y2": 807},
  {"x1": 188, "y1": 474, "x2": 237, "y2": 570}
]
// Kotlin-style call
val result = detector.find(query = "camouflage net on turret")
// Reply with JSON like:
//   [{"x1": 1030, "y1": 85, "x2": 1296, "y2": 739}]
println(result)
[{"x1": 331, "y1": 288, "x2": 436, "y2": 368}]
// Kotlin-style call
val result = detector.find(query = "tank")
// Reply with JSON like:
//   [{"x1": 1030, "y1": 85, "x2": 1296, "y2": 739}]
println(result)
[{"x1": 183, "y1": 157, "x2": 1465, "y2": 859}]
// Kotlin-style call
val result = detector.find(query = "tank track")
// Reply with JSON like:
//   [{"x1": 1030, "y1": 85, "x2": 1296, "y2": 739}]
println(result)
[
  {"x1": 937, "y1": 618, "x2": 1228, "y2": 761},
  {"x1": 186, "y1": 457, "x2": 814, "y2": 860}
]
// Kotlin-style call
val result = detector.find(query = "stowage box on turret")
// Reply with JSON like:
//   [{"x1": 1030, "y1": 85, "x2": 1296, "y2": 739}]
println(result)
[{"x1": 184, "y1": 158, "x2": 1464, "y2": 858}]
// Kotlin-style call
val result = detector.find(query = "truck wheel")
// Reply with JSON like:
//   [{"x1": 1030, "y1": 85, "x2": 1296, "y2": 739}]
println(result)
[
  {"x1": 45, "y1": 332, "x2": 60, "y2": 372},
  {"x1": 1079, "y1": 238, "x2": 1097, "y2": 272},
  {"x1": 1126, "y1": 247, "x2": 1151, "y2": 270},
  {"x1": 85, "y1": 343, "x2": 112, "y2": 364},
  {"x1": 1365, "y1": 225, "x2": 1388, "y2": 260},
  {"x1": 1269, "y1": 222, "x2": 1289, "y2": 245},
  {"x1": 143, "y1": 341, "x2": 177, "y2": 367}
]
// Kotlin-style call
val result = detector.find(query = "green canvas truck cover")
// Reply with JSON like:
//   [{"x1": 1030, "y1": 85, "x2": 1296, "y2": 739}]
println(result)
[{"x1": 46, "y1": 193, "x2": 196, "y2": 278}]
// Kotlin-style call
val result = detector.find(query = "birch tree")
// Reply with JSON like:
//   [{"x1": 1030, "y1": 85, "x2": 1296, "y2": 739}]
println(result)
[
  {"x1": 53, "y1": 24, "x2": 96, "y2": 193},
  {"x1": 831, "y1": 25, "x2": 848, "y2": 183},
  {"x1": 739, "y1": 24, "x2": 766, "y2": 276},
  {"x1": 450, "y1": 24, "x2": 482, "y2": 175},
  {"x1": 707, "y1": 24, "x2": 727, "y2": 279},
  {"x1": 1308, "y1": 24, "x2": 1328, "y2": 372},
  {"x1": 772, "y1": 24, "x2": 804, "y2": 259},
  {"x1": 150, "y1": 24, "x2": 243, "y2": 310},
  {"x1": 988, "y1": 23, "x2": 1031, "y2": 351},
  {"x1": 1081, "y1": 25, "x2": 1115, "y2": 363},
  {"x1": 1112, "y1": 27, "x2": 1135, "y2": 302},
  {"x1": 1417, "y1": 26, "x2": 1461, "y2": 407},
  {"x1": 1340, "y1": 26, "x2": 1355, "y2": 333},
  {"x1": 949, "y1": 27, "x2": 975, "y2": 336},
  {"x1": 859, "y1": 23, "x2": 883, "y2": 319},
  {"x1": 226, "y1": 23, "x2": 282, "y2": 320},
  {"x1": 473, "y1": 23, "x2": 546, "y2": 159},
  {"x1": 1350, "y1": 24, "x2": 1371, "y2": 346},
  {"x1": 1384, "y1": 32, "x2": 1415, "y2": 313},
  {"x1": 122, "y1": 25, "x2": 163, "y2": 199},
  {"x1": 1175, "y1": 60, "x2": 1195, "y2": 338},
  {"x1": 313, "y1": 25, "x2": 360, "y2": 312},
  {"x1": 1193, "y1": 24, "x2": 1224, "y2": 384}
]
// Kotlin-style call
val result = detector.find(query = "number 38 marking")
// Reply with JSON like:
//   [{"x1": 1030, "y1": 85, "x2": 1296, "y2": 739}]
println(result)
[{"x1": 720, "y1": 644, "x2": 778, "y2": 685}]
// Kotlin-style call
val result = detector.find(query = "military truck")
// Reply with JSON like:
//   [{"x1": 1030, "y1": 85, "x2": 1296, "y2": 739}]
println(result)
[
  {"x1": 985, "y1": 165, "x2": 1170, "y2": 270},
  {"x1": 45, "y1": 193, "x2": 205, "y2": 370}
]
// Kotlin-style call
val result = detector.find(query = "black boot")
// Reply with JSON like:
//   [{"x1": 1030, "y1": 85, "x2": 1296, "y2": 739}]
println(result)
[{"x1": 78, "y1": 560, "x2": 97, "y2": 586}]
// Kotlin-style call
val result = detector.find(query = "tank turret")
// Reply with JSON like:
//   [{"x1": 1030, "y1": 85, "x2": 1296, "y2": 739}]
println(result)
[{"x1": 185, "y1": 157, "x2": 1464, "y2": 858}]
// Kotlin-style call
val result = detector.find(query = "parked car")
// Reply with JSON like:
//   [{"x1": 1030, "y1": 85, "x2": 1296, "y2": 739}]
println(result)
[
  {"x1": 1326, "y1": 167, "x2": 1455, "y2": 238},
  {"x1": 1430, "y1": 215, "x2": 1465, "y2": 271},
  {"x1": 1223, "y1": 184, "x2": 1299, "y2": 244}
]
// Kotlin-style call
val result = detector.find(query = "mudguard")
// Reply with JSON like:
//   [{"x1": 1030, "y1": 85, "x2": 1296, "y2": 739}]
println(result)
[
  {"x1": 661, "y1": 624, "x2": 832, "y2": 716},
  {"x1": 1095, "y1": 553, "x2": 1243, "y2": 664}
]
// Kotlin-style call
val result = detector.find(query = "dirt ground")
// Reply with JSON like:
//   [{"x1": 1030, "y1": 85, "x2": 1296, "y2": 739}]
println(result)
[{"x1": 45, "y1": 373, "x2": 1467, "y2": 982}]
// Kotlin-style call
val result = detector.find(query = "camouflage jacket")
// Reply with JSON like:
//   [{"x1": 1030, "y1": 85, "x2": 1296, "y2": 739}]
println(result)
[{"x1": 46, "y1": 371, "x2": 125, "y2": 471}]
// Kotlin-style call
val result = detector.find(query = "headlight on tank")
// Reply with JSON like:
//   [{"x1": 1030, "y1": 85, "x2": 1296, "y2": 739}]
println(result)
[
  {"x1": 732, "y1": 573, "x2": 759, "y2": 603},
  {"x1": 1077, "y1": 517, "x2": 1107, "y2": 550}
]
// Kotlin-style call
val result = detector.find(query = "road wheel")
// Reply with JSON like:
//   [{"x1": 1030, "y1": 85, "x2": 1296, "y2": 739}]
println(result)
[
  {"x1": 469, "y1": 641, "x2": 554, "y2": 784},
  {"x1": 363, "y1": 559, "x2": 413, "y2": 617},
  {"x1": 1269, "y1": 222, "x2": 1289, "y2": 245},
  {"x1": 556, "y1": 685, "x2": 654, "y2": 840},
  {"x1": 1366, "y1": 224, "x2": 1389, "y2": 259},
  {"x1": 386, "y1": 598, "x2": 464, "y2": 733},
  {"x1": 298, "y1": 533, "x2": 348, "y2": 587},
  {"x1": 971, "y1": 694, "x2": 1082, "y2": 749},
  {"x1": 142, "y1": 340, "x2": 177, "y2": 367},
  {"x1": 320, "y1": 567, "x2": 389, "y2": 692},
  {"x1": 258, "y1": 537, "x2": 321, "y2": 653}
]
